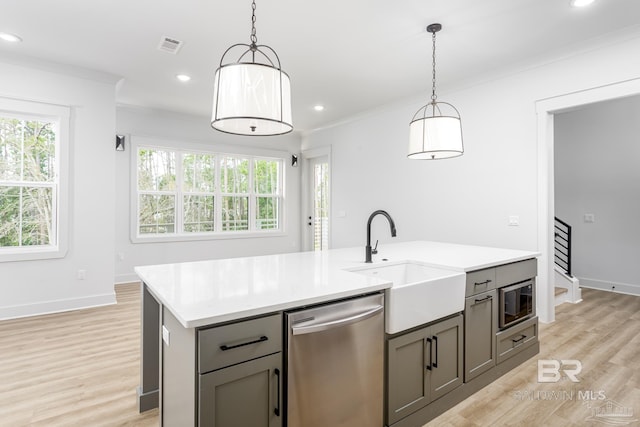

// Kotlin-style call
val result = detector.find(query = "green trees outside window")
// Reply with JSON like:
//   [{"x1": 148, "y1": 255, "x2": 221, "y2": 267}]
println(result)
[
  {"x1": 136, "y1": 146, "x2": 282, "y2": 238},
  {"x1": 0, "y1": 116, "x2": 57, "y2": 248}
]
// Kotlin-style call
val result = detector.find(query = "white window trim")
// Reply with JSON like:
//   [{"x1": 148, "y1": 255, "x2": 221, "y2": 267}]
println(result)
[
  {"x1": 0, "y1": 97, "x2": 69, "y2": 263},
  {"x1": 129, "y1": 135, "x2": 287, "y2": 243}
]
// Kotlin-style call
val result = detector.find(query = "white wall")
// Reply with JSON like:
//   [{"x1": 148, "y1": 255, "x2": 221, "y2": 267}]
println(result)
[
  {"x1": 114, "y1": 106, "x2": 302, "y2": 283},
  {"x1": 0, "y1": 61, "x2": 117, "y2": 319},
  {"x1": 303, "y1": 34, "x2": 640, "y2": 321},
  {"x1": 555, "y1": 95, "x2": 640, "y2": 295}
]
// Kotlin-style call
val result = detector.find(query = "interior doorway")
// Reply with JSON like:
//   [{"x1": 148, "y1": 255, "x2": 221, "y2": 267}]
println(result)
[{"x1": 536, "y1": 77, "x2": 640, "y2": 324}]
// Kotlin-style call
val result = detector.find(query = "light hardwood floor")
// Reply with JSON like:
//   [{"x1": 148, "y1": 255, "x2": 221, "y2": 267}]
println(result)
[
  {"x1": 0, "y1": 283, "x2": 158, "y2": 426},
  {"x1": 1, "y1": 286, "x2": 638, "y2": 426},
  {"x1": 425, "y1": 288, "x2": 640, "y2": 427}
]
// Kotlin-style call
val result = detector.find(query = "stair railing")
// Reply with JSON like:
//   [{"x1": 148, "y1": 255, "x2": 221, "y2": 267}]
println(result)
[{"x1": 554, "y1": 216, "x2": 572, "y2": 277}]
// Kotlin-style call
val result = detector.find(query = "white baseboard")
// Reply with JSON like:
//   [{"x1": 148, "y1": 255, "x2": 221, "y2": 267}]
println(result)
[
  {"x1": 579, "y1": 277, "x2": 640, "y2": 297},
  {"x1": 0, "y1": 293, "x2": 116, "y2": 321}
]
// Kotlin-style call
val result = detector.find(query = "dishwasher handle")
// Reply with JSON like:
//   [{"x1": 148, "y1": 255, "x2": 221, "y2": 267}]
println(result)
[{"x1": 291, "y1": 305, "x2": 383, "y2": 336}]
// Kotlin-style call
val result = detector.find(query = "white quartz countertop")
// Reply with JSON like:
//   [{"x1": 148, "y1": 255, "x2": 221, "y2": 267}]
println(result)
[{"x1": 135, "y1": 240, "x2": 539, "y2": 328}]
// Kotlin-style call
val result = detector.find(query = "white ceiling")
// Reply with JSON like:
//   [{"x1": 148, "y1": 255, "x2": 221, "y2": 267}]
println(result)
[{"x1": 2, "y1": 0, "x2": 640, "y2": 134}]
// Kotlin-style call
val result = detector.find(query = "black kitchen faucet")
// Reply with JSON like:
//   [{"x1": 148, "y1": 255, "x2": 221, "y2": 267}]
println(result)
[{"x1": 365, "y1": 210, "x2": 397, "y2": 263}]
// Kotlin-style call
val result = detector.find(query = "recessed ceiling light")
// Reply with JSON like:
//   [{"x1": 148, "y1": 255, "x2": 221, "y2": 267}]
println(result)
[
  {"x1": 0, "y1": 32, "x2": 22, "y2": 43},
  {"x1": 570, "y1": 0, "x2": 595, "y2": 7},
  {"x1": 313, "y1": 105, "x2": 325, "y2": 112},
  {"x1": 176, "y1": 74, "x2": 191, "y2": 82}
]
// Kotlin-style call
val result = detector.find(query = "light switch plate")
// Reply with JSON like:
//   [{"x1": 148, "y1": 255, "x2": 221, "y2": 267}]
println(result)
[
  {"x1": 162, "y1": 325, "x2": 170, "y2": 346},
  {"x1": 508, "y1": 216, "x2": 520, "y2": 226},
  {"x1": 584, "y1": 213, "x2": 595, "y2": 223}
]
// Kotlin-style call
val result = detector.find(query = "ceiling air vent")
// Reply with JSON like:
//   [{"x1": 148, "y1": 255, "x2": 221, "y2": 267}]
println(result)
[{"x1": 158, "y1": 36, "x2": 184, "y2": 54}]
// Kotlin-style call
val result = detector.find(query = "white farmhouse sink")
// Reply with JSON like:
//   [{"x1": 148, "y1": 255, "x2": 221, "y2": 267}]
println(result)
[{"x1": 349, "y1": 261, "x2": 466, "y2": 334}]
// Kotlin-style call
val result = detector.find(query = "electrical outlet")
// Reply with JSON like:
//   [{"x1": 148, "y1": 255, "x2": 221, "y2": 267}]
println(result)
[
  {"x1": 77, "y1": 270, "x2": 86, "y2": 280},
  {"x1": 508, "y1": 216, "x2": 520, "y2": 226},
  {"x1": 584, "y1": 213, "x2": 595, "y2": 223}
]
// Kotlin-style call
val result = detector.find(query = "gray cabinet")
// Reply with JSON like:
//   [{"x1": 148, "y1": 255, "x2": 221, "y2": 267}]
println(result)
[
  {"x1": 496, "y1": 315, "x2": 538, "y2": 364},
  {"x1": 429, "y1": 315, "x2": 464, "y2": 401},
  {"x1": 197, "y1": 314, "x2": 283, "y2": 427},
  {"x1": 386, "y1": 314, "x2": 463, "y2": 425},
  {"x1": 464, "y1": 289, "x2": 497, "y2": 381},
  {"x1": 199, "y1": 352, "x2": 282, "y2": 427}
]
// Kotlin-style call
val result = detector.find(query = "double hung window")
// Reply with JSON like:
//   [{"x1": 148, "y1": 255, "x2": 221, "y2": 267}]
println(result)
[
  {"x1": 0, "y1": 98, "x2": 69, "y2": 262},
  {"x1": 134, "y1": 142, "x2": 284, "y2": 241}
]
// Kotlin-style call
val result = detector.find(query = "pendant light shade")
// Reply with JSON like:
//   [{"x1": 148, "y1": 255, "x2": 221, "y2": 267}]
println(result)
[
  {"x1": 408, "y1": 23, "x2": 463, "y2": 160},
  {"x1": 211, "y1": 1, "x2": 293, "y2": 136},
  {"x1": 409, "y1": 102, "x2": 463, "y2": 160}
]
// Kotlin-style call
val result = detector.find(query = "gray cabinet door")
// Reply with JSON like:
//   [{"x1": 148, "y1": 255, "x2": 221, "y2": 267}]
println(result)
[
  {"x1": 386, "y1": 315, "x2": 464, "y2": 424},
  {"x1": 429, "y1": 315, "x2": 463, "y2": 401},
  {"x1": 464, "y1": 289, "x2": 497, "y2": 382},
  {"x1": 386, "y1": 327, "x2": 431, "y2": 425},
  {"x1": 199, "y1": 352, "x2": 282, "y2": 427}
]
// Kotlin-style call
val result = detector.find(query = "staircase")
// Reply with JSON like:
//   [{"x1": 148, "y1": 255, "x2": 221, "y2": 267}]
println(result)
[
  {"x1": 554, "y1": 266, "x2": 582, "y2": 306},
  {"x1": 554, "y1": 217, "x2": 582, "y2": 306}
]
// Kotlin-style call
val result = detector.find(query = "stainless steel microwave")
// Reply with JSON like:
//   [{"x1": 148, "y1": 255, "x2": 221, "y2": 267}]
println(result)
[{"x1": 499, "y1": 279, "x2": 535, "y2": 329}]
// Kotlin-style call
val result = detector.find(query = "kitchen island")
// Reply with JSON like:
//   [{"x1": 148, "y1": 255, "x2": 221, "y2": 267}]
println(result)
[{"x1": 136, "y1": 240, "x2": 540, "y2": 426}]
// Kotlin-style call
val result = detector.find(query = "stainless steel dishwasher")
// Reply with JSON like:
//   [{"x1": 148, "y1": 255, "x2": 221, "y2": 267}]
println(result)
[{"x1": 285, "y1": 293, "x2": 384, "y2": 427}]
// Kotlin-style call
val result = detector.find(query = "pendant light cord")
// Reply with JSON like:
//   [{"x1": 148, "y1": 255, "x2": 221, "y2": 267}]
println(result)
[{"x1": 431, "y1": 30, "x2": 437, "y2": 103}]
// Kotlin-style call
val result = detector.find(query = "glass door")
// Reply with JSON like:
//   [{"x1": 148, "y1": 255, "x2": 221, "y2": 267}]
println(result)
[{"x1": 307, "y1": 155, "x2": 330, "y2": 251}]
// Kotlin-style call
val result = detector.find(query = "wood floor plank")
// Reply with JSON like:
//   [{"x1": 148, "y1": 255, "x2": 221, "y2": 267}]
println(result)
[
  {"x1": 0, "y1": 283, "x2": 159, "y2": 426},
  {"x1": 1, "y1": 285, "x2": 638, "y2": 426},
  {"x1": 425, "y1": 288, "x2": 640, "y2": 427}
]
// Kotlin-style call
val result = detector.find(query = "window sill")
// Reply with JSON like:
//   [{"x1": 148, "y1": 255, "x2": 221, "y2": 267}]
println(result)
[
  {"x1": 0, "y1": 245, "x2": 67, "y2": 263},
  {"x1": 130, "y1": 230, "x2": 287, "y2": 244}
]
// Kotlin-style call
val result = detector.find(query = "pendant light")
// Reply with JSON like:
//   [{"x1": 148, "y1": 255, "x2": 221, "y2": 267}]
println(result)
[
  {"x1": 211, "y1": 0, "x2": 293, "y2": 136},
  {"x1": 408, "y1": 23, "x2": 463, "y2": 160}
]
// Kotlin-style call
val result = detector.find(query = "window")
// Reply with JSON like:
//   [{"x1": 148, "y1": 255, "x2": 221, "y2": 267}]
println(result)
[
  {"x1": 137, "y1": 148, "x2": 176, "y2": 234},
  {"x1": 0, "y1": 98, "x2": 69, "y2": 262},
  {"x1": 133, "y1": 141, "x2": 284, "y2": 241}
]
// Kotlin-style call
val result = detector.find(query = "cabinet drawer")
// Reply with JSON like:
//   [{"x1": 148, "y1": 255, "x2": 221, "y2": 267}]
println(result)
[
  {"x1": 496, "y1": 316, "x2": 538, "y2": 364},
  {"x1": 199, "y1": 313, "x2": 282, "y2": 373},
  {"x1": 465, "y1": 268, "x2": 496, "y2": 296},
  {"x1": 495, "y1": 259, "x2": 537, "y2": 287}
]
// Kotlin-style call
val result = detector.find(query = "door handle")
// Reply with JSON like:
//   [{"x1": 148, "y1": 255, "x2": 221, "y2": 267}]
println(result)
[
  {"x1": 274, "y1": 368, "x2": 281, "y2": 416},
  {"x1": 291, "y1": 305, "x2": 383, "y2": 335},
  {"x1": 432, "y1": 335, "x2": 438, "y2": 368},
  {"x1": 425, "y1": 337, "x2": 432, "y2": 371}
]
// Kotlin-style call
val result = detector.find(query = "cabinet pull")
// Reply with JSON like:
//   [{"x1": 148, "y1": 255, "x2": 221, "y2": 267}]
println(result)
[
  {"x1": 432, "y1": 335, "x2": 438, "y2": 368},
  {"x1": 219, "y1": 335, "x2": 268, "y2": 351},
  {"x1": 425, "y1": 337, "x2": 432, "y2": 371},
  {"x1": 274, "y1": 368, "x2": 281, "y2": 416},
  {"x1": 512, "y1": 335, "x2": 527, "y2": 346},
  {"x1": 474, "y1": 279, "x2": 492, "y2": 287},
  {"x1": 473, "y1": 295, "x2": 493, "y2": 305}
]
